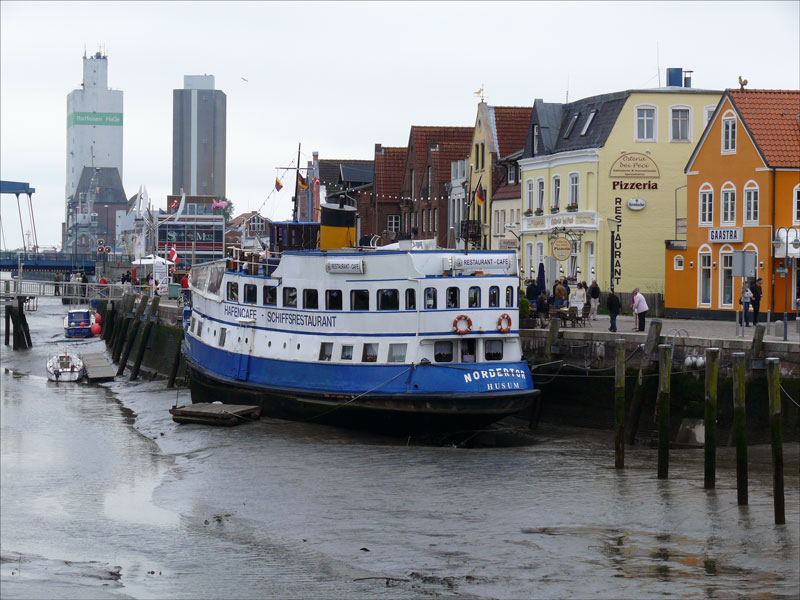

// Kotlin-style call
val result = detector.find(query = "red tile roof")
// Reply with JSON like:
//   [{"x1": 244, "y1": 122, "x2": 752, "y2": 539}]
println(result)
[
  {"x1": 728, "y1": 89, "x2": 800, "y2": 168},
  {"x1": 409, "y1": 126, "x2": 474, "y2": 181},
  {"x1": 374, "y1": 146, "x2": 406, "y2": 199},
  {"x1": 492, "y1": 182, "x2": 521, "y2": 201},
  {"x1": 492, "y1": 106, "x2": 532, "y2": 158},
  {"x1": 431, "y1": 141, "x2": 472, "y2": 185}
]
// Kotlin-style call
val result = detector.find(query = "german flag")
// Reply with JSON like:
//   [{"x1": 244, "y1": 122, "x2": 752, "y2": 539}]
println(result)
[
  {"x1": 476, "y1": 187, "x2": 485, "y2": 206},
  {"x1": 298, "y1": 173, "x2": 309, "y2": 191}
]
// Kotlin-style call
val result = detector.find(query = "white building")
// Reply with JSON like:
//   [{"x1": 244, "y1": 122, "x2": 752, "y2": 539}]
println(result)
[{"x1": 65, "y1": 51, "x2": 124, "y2": 208}]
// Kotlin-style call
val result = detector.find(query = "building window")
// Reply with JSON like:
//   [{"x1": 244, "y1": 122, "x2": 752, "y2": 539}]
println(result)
[
  {"x1": 580, "y1": 110, "x2": 597, "y2": 136},
  {"x1": 537, "y1": 178, "x2": 545, "y2": 211},
  {"x1": 721, "y1": 184, "x2": 736, "y2": 224},
  {"x1": 563, "y1": 113, "x2": 579, "y2": 138},
  {"x1": 508, "y1": 164, "x2": 516, "y2": 183},
  {"x1": 705, "y1": 105, "x2": 716, "y2": 126},
  {"x1": 721, "y1": 252, "x2": 733, "y2": 306},
  {"x1": 699, "y1": 185, "x2": 713, "y2": 225},
  {"x1": 552, "y1": 176, "x2": 561, "y2": 210},
  {"x1": 670, "y1": 107, "x2": 690, "y2": 141},
  {"x1": 422, "y1": 210, "x2": 426, "y2": 233},
  {"x1": 427, "y1": 166, "x2": 432, "y2": 201},
  {"x1": 636, "y1": 106, "x2": 656, "y2": 141},
  {"x1": 480, "y1": 143, "x2": 485, "y2": 170},
  {"x1": 433, "y1": 208, "x2": 437, "y2": 232},
  {"x1": 493, "y1": 210, "x2": 500, "y2": 235},
  {"x1": 474, "y1": 144, "x2": 479, "y2": 170},
  {"x1": 700, "y1": 253, "x2": 712, "y2": 305},
  {"x1": 568, "y1": 173, "x2": 579, "y2": 207},
  {"x1": 744, "y1": 182, "x2": 759, "y2": 224},
  {"x1": 722, "y1": 112, "x2": 737, "y2": 153},
  {"x1": 674, "y1": 255, "x2": 684, "y2": 271},
  {"x1": 795, "y1": 185, "x2": 800, "y2": 225},
  {"x1": 526, "y1": 179, "x2": 534, "y2": 211},
  {"x1": 533, "y1": 125, "x2": 539, "y2": 155},
  {"x1": 388, "y1": 214, "x2": 400, "y2": 232}
]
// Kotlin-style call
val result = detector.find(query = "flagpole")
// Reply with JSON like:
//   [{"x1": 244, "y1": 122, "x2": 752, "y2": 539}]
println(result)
[{"x1": 293, "y1": 142, "x2": 301, "y2": 223}]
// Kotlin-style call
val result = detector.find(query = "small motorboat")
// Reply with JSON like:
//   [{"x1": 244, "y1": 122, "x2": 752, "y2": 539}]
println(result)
[
  {"x1": 46, "y1": 353, "x2": 85, "y2": 382},
  {"x1": 64, "y1": 309, "x2": 96, "y2": 338}
]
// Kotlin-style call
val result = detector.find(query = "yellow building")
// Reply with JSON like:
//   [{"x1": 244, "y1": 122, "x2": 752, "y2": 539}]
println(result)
[{"x1": 518, "y1": 75, "x2": 720, "y2": 298}]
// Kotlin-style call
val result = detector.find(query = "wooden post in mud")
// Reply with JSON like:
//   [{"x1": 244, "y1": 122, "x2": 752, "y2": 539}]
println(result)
[
  {"x1": 614, "y1": 339, "x2": 626, "y2": 469},
  {"x1": 117, "y1": 295, "x2": 149, "y2": 376},
  {"x1": 765, "y1": 357, "x2": 785, "y2": 525},
  {"x1": 626, "y1": 320, "x2": 663, "y2": 444},
  {"x1": 130, "y1": 296, "x2": 160, "y2": 381},
  {"x1": 656, "y1": 343, "x2": 672, "y2": 479},
  {"x1": 4, "y1": 306, "x2": 10, "y2": 346},
  {"x1": 750, "y1": 324, "x2": 766, "y2": 361},
  {"x1": 166, "y1": 329, "x2": 184, "y2": 388},
  {"x1": 111, "y1": 294, "x2": 135, "y2": 361},
  {"x1": 544, "y1": 318, "x2": 559, "y2": 360},
  {"x1": 732, "y1": 352, "x2": 748, "y2": 506},
  {"x1": 703, "y1": 347, "x2": 720, "y2": 490}
]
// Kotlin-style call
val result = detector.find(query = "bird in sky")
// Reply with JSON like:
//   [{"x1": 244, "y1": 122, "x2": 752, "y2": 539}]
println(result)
[{"x1": 241, "y1": 77, "x2": 249, "y2": 82}]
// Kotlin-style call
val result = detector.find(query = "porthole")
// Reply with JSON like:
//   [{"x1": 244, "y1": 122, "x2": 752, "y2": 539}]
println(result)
[
  {"x1": 268, "y1": 341, "x2": 272, "y2": 347},
  {"x1": 297, "y1": 343, "x2": 300, "y2": 350},
  {"x1": 245, "y1": 338, "x2": 248, "y2": 343},
  {"x1": 283, "y1": 342, "x2": 286, "y2": 349},
  {"x1": 238, "y1": 337, "x2": 241, "y2": 342}
]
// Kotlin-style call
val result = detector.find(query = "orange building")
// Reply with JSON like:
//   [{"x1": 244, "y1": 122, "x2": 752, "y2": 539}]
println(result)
[{"x1": 665, "y1": 89, "x2": 800, "y2": 320}]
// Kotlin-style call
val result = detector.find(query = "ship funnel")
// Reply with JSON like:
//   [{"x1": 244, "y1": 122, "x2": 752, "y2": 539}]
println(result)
[{"x1": 319, "y1": 202, "x2": 357, "y2": 250}]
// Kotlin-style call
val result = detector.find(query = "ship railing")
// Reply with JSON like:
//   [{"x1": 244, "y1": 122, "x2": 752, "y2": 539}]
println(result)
[{"x1": 225, "y1": 246, "x2": 282, "y2": 277}]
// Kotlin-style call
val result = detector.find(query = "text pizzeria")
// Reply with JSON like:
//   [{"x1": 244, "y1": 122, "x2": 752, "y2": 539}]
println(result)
[{"x1": 611, "y1": 180, "x2": 658, "y2": 190}]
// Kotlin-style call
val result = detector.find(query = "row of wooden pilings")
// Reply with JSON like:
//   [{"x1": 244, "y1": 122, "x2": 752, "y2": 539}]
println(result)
[
  {"x1": 3, "y1": 298, "x2": 33, "y2": 350},
  {"x1": 611, "y1": 339, "x2": 787, "y2": 525},
  {"x1": 96, "y1": 292, "x2": 184, "y2": 387}
]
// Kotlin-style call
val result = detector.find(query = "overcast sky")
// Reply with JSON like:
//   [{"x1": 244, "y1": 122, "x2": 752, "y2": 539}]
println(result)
[{"x1": 1, "y1": 1, "x2": 798, "y2": 250}]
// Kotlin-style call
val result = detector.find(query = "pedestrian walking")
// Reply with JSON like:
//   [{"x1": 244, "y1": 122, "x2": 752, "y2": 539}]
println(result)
[
  {"x1": 589, "y1": 280, "x2": 600, "y2": 320},
  {"x1": 740, "y1": 282, "x2": 754, "y2": 327},
  {"x1": 53, "y1": 272, "x2": 60, "y2": 296},
  {"x1": 750, "y1": 277, "x2": 763, "y2": 325},
  {"x1": 632, "y1": 288, "x2": 649, "y2": 331},
  {"x1": 81, "y1": 272, "x2": 88, "y2": 297},
  {"x1": 607, "y1": 290, "x2": 621, "y2": 332},
  {"x1": 526, "y1": 280, "x2": 537, "y2": 305}
]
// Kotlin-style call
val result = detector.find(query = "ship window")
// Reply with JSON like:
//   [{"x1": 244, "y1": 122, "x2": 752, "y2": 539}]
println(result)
[
  {"x1": 469, "y1": 286, "x2": 481, "y2": 308},
  {"x1": 283, "y1": 287, "x2": 297, "y2": 308},
  {"x1": 424, "y1": 287, "x2": 437, "y2": 309},
  {"x1": 303, "y1": 289, "x2": 319, "y2": 309},
  {"x1": 322, "y1": 290, "x2": 341, "y2": 310},
  {"x1": 341, "y1": 345, "x2": 353, "y2": 360},
  {"x1": 377, "y1": 289, "x2": 399, "y2": 310},
  {"x1": 489, "y1": 286, "x2": 500, "y2": 307},
  {"x1": 227, "y1": 281, "x2": 239, "y2": 302},
  {"x1": 190, "y1": 318, "x2": 196, "y2": 333},
  {"x1": 446, "y1": 287, "x2": 460, "y2": 308},
  {"x1": 461, "y1": 339, "x2": 476, "y2": 363},
  {"x1": 244, "y1": 284, "x2": 257, "y2": 304},
  {"x1": 405, "y1": 289, "x2": 416, "y2": 310},
  {"x1": 351, "y1": 289, "x2": 369, "y2": 311},
  {"x1": 219, "y1": 327, "x2": 227, "y2": 347},
  {"x1": 434, "y1": 341, "x2": 453, "y2": 362},
  {"x1": 388, "y1": 343, "x2": 407, "y2": 363},
  {"x1": 505, "y1": 286, "x2": 514, "y2": 307},
  {"x1": 196, "y1": 320, "x2": 202, "y2": 337},
  {"x1": 362, "y1": 343, "x2": 378, "y2": 362},
  {"x1": 318, "y1": 342, "x2": 333, "y2": 361},
  {"x1": 485, "y1": 339, "x2": 503, "y2": 361},
  {"x1": 263, "y1": 285, "x2": 277, "y2": 306}
]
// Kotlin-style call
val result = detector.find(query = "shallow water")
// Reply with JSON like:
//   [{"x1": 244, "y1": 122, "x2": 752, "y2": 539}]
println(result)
[{"x1": 1, "y1": 298, "x2": 799, "y2": 599}]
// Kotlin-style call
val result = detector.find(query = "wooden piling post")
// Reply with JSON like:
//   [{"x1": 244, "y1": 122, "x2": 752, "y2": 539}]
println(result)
[
  {"x1": 4, "y1": 306, "x2": 10, "y2": 346},
  {"x1": 112, "y1": 294, "x2": 136, "y2": 362},
  {"x1": 166, "y1": 329, "x2": 185, "y2": 388},
  {"x1": 17, "y1": 297, "x2": 32, "y2": 348},
  {"x1": 614, "y1": 338, "x2": 626, "y2": 469},
  {"x1": 626, "y1": 319, "x2": 663, "y2": 444},
  {"x1": 732, "y1": 352, "x2": 748, "y2": 506},
  {"x1": 129, "y1": 296, "x2": 160, "y2": 381},
  {"x1": 750, "y1": 324, "x2": 766, "y2": 361},
  {"x1": 657, "y1": 343, "x2": 673, "y2": 479},
  {"x1": 117, "y1": 296, "x2": 149, "y2": 376},
  {"x1": 544, "y1": 318, "x2": 559, "y2": 360},
  {"x1": 765, "y1": 357, "x2": 785, "y2": 525},
  {"x1": 704, "y1": 347, "x2": 720, "y2": 490}
]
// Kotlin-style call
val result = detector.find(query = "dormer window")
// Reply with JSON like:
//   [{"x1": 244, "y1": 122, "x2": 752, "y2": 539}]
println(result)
[
  {"x1": 722, "y1": 112, "x2": 737, "y2": 154},
  {"x1": 507, "y1": 164, "x2": 516, "y2": 184},
  {"x1": 533, "y1": 125, "x2": 539, "y2": 154},
  {"x1": 563, "y1": 113, "x2": 579, "y2": 138},
  {"x1": 580, "y1": 110, "x2": 597, "y2": 136}
]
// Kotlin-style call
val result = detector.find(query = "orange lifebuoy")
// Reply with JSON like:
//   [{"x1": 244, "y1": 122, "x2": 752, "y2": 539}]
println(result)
[
  {"x1": 453, "y1": 314, "x2": 472, "y2": 335},
  {"x1": 497, "y1": 313, "x2": 512, "y2": 333}
]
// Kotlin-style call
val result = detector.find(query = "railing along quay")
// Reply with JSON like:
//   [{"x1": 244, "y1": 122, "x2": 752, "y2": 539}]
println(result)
[{"x1": 1, "y1": 278, "x2": 128, "y2": 304}]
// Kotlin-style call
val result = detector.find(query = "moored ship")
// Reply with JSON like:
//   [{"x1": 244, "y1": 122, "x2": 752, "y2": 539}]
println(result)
[{"x1": 182, "y1": 203, "x2": 538, "y2": 433}]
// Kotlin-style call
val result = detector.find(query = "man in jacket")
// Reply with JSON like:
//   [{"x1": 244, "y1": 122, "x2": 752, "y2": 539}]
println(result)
[
  {"x1": 607, "y1": 291, "x2": 621, "y2": 332},
  {"x1": 750, "y1": 278, "x2": 763, "y2": 325},
  {"x1": 554, "y1": 282, "x2": 567, "y2": 309},
  {"x1": 589, "y1": 281, "x2": 601, "y2": 321}
]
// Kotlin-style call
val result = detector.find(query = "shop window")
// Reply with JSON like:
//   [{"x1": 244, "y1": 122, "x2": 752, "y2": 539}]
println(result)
[
  {"x1": 721, "y1": 253, "x2": 733, "y2": 306},
  {"x1": 485, "y1": 340, "x2": 503, "y2": 361},
  {"x1": 434, "y1": 341, "x2": 453, "y2": 362}
]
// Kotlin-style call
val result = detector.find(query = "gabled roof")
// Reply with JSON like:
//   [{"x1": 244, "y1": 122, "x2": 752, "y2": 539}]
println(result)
[
  {"x1": 228, "y1": 211, "x2": 262, "y2": 229},
  {"x1": 74, "y1": 167, "x2": 127, "y2": 204},
  {"x1": 430, "y1": 141, "x2": 472, "y2": 185},
  {"x1": 686, "y1": 89, "x2": 800, "y2": 171},
  {"x1": 490, "y1": 106, "x2": 532, "y2": 158},
  {"x1": 408, "y1": 126, "x2": 473, "y2": 179},
  {"x1": 729, "y1": 89, "x2": 800, "y2": 168},
  {"x1": 373, "y1": 146, "x2": 406, "y2": 198},
  {"x1": 523, "y1": 92, "x2": 630, "y2": 158},
  {"x1": 318, "y1": 159, "x2": 374, "y2": 187}
]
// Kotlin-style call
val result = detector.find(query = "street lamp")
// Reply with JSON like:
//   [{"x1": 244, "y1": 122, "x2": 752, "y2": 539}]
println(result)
[{"x1": 772, "y1": 226, "x2": 800, "y2": 341}]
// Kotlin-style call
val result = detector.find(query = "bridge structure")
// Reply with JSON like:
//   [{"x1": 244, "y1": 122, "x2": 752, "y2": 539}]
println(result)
[
  {"x1": 1, "y1": 180, "x2": 39, "y2": 253},
  {"x1": 0, "y1": 251, "x2": 97, "y2": 275}
]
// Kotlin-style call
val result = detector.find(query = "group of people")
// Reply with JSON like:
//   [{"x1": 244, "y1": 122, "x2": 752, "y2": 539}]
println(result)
[{"x1": 739, "y1": 277, "x2": 763, "y2": 326}]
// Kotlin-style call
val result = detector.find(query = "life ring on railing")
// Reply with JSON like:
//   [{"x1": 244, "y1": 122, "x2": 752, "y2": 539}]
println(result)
[
  {"x1": 497, "y1": 313, "x2": 512, "y2": 333},
  {"x1": 453, "y1": 314, "x2": 472, "y2": 335}
]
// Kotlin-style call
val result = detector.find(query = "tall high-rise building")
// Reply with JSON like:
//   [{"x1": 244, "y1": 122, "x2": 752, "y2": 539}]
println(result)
[
  {"x1": 65, "y1": 51, "x2": 124, "y2": 204},
  {"x1": 172, "y1": 75, "x2": 226, "y2": 197}
]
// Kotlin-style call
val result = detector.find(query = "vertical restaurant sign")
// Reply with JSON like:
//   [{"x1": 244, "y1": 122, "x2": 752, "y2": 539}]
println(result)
[
  {"x1": 68, "y1": 112, "x2": 123, "y2": 127},
  {"x1": 612, "y1": 197, "x2": 623, "y2": 287}
]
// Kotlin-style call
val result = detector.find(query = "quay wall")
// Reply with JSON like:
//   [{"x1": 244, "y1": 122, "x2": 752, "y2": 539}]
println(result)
[{"x1": 520, "y1": 325, "x2": 799, "y2": 443}]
